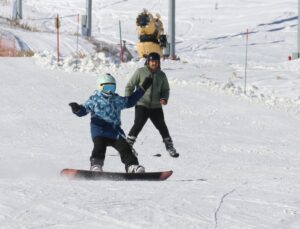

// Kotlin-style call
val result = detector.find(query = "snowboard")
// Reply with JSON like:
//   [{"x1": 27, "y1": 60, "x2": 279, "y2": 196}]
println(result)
[{"x1": 60, "y1": 168, "x2": 173, "y2": 181}]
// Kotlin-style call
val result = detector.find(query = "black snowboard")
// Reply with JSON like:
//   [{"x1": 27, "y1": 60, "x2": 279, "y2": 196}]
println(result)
[{"x1": 60, "y1": 168, "x2": 173, "y2": 181}]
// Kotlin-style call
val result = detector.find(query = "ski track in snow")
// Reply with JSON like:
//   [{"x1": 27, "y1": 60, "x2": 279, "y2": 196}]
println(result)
[{"x1": 214, "y1": 189, "x2": 236, "y2": 228}]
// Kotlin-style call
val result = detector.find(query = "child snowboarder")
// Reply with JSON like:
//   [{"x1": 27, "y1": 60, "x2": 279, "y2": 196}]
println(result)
[{"x1": 69, "y1": 73, "x2": 153, "y2": 173}]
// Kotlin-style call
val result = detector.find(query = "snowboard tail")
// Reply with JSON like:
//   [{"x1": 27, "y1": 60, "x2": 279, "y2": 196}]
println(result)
[{"x1": 60, "y1": 169, "x2": 173, "y2": 181}]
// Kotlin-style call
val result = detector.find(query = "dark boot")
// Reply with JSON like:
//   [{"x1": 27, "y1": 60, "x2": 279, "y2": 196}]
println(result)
[
  {"x1": 90, "y1": 158, "x2": 104, "y2": 172},
  {"x1": 163, "y1": 137, "x2": 179, "y2": 158}
]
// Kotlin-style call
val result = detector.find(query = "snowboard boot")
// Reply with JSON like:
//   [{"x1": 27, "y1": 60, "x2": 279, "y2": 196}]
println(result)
[
  {"x1": 126, "y1": 164, "x2": 145, "y2": 173},
  {"x1": 90, "y1": 158, "x2": 104, "y2": 172},
  {"x1": 163, "y1": 137, "x2": 179, "y2": 158},
  {"x1": 126, "y1": 135, "x2": 138, "y2": 156}
]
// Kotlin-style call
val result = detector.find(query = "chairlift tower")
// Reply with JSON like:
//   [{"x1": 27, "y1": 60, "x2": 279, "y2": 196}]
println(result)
[
  {"x1": 291, "y1": 0, "x2": 300, "y2": 59},
  {"x1": 12, "y1": 0, "x2": 22, "y2": 20},
  {"x1": 82, "y1": 0, "x2": 92, "y2": 37},
  {"x1": 297, "y1": 0, "x2": 300, "y2": 57},
  {"x1": 168, "y1": 0, "x2": 176, "y2": 59}
]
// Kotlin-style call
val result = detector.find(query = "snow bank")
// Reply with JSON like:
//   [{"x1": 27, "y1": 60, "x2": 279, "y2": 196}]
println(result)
[
  {"x1": 208, "y1": 80, "x2": 300, "y2": 114},
  {"x1": 34, "y1": 51, "x2": 120, "y2": 73},
  {"x1": 33, "y1": 52, "x2": 300, "y2": 115}
]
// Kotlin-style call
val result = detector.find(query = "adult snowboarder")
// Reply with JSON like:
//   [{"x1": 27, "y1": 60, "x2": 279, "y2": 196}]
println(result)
[
  {"x1": 69, "y1": 73, "x2": 153, "y2": 173},
  {"x1": 125, "y1": 52, "x2": 179, "y2": 157}
]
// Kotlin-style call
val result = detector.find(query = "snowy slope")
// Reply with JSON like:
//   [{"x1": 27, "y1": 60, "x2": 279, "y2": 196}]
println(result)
[
  {"x1": 1, "y1": 0, "x2": 300, "y2": 228},
  {"x1": 1, "y1": 0, "x2": 299, "y2": 105},
  {"x1": 1, "y1": 57, "x2": 300, "y2": 229}
]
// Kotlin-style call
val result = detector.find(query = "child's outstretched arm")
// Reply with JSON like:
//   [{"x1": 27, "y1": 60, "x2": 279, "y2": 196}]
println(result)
[{"x1": 126, "y1": 76, "x2": 153, "y2": 108}]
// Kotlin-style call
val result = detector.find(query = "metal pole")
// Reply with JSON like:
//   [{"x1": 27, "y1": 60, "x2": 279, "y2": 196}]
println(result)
[
  {"x1": 56, "y1": 15, "x2": 60, "y2": 64},
  {"x1": 291, "y1": 0, "x2": 300, "y2": 59},
  {"x1": 119, "y1": 20, "x2": 122, "y2": 47},
  {"x1": 76, "y1": 14, "x2": 80, "y2": 70},
  {"x1": 168, "y1": 0, "x2": 176, "y2": 59},
  {"x1": 12, "y1": 1, "x2": 17, "y2": 20},
  {"x1": 298, "y1": 0, "x2": 300, "y2": 56},
  {"x1": 119, "y1": 20, "x2": 123, "y2": 63},
  {"x1": 13, "y1": 0, "x2": 22, "y2": 20},
  {"x1": 86, "y1": 0, "x2": 92, "y2": 37},
  {"x1": 244, "y1": 29, "x2": 249, "y2": 94},
  {"x1": 17, "y1": 0, "x2": 22, "y2": 19}
]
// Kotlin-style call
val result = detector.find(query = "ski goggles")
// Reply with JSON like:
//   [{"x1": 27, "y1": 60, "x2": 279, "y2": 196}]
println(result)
[{"x1": 100, "y1": 83, "x2": 116, "y2": 93}]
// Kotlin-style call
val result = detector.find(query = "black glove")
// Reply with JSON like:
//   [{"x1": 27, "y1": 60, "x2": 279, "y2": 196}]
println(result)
[
  {"x1": 69, "y1": 102, "x2": 81, "y2": 113},
  {"x1": 141, "y1": 77, "x2": 153, "y2": 91}
]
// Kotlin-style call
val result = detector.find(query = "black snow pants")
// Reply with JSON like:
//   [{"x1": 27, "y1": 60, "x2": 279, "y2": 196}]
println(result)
[
  {"x1": 91, "y1": 136, "x2": 139, "y2": 168},
  {"x1": 128, "y1": 105, "x2": 170, "y2": 139}
]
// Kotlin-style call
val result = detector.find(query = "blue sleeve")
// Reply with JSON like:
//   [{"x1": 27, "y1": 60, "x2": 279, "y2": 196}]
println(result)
[
  {"x1": 126, "y1": 87, "x2": 144, "y2": 108},
  {"x1": 73, "y1": 96, "x2": 95, "y2": 117}
]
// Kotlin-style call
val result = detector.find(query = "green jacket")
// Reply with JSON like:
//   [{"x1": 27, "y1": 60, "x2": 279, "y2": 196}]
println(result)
[{"x1": 125, "y1": 66, "x2": 170, "y2": 108}]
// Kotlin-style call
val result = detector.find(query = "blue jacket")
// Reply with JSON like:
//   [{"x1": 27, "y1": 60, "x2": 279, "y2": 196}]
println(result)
[{"x1": 73, "y1": 88, "x2": 144, "y2": 140}]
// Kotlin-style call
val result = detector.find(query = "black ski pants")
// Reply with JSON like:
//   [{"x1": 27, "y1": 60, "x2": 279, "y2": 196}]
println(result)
[
  {"x1": 128, "y1": 105, "x2": 170, "y2": 139},
  {"x1": 91, "y1": 136, "x2": 139, "y2": 167}
]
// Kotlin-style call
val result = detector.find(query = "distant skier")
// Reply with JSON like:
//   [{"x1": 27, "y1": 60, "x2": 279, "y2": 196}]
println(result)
[
  {"x1": 69, "y1": 73, "x2": 153, "y2": 173},
  {"x1": 125, "y1": 52, "x2": 179, "y2": 157}
]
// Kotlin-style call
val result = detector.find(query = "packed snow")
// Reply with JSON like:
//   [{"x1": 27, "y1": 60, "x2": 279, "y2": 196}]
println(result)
[{"x1": 1, "y1": 0, "x2": 300, "y2": 228}]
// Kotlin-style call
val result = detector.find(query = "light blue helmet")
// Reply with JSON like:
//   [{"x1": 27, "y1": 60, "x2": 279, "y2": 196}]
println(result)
[{"x1": 97, "y1": 73, "x2": 116, "y2": 94}]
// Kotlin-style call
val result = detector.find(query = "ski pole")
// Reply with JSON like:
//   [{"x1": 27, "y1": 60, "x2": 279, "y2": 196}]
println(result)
[
  {"x1": 244, "y1": 29, "x2": 249, "y2": 94},
  {"x1": 76, "y1": 14, "x2": 80, "y2": 70}
]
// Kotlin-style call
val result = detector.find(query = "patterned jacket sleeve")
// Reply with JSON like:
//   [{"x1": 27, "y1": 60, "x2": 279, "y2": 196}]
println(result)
[
  {"x1": 126, "y1": 87, "x2": 144, "y2": 108},
  {"x1": 73, "y1": 96, "x2": 94, "y2": 117},
  {"x1": 118, "y1": 87, "x2": 145, "y2": 109}
]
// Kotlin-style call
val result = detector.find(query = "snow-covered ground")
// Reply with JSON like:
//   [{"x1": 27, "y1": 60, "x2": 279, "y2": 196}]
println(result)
[{"x1": 1, "y1": 0, "x2": 300, "y2": 228}]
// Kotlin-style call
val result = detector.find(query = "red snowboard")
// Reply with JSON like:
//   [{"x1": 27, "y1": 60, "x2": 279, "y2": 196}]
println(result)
[{"x1": 60, "y1": 168, "x2": 173, "y2": 181}]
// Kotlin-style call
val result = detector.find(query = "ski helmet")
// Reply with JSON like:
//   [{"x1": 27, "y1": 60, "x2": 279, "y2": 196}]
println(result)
[{"x1": 97, "y1": 73, "x2": 116, "y2": 94}]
